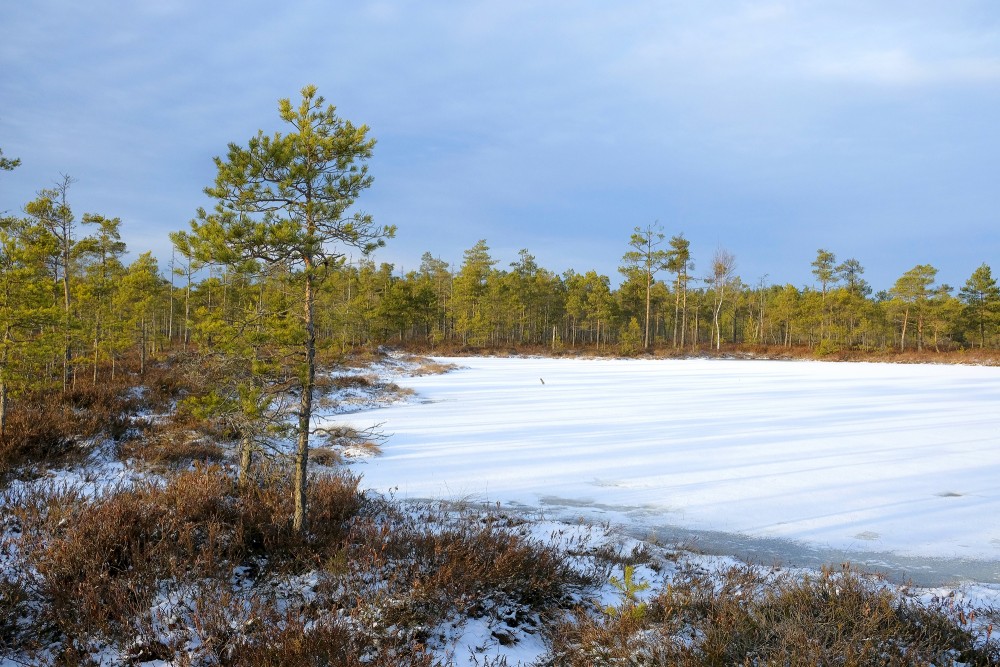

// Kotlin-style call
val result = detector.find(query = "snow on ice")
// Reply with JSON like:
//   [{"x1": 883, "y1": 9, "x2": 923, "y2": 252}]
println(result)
[{"x1": 330, "y1": 357, "x2": 1000, "y2": 584}]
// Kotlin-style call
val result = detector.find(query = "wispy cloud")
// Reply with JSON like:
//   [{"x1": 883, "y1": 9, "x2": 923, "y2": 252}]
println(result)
[
  {"x1": 806, "y1": 49, "x2": 1000, "y2": 85},
  {"x1": 2, "y1": 0, "x2": 1000, "y2": 290}
]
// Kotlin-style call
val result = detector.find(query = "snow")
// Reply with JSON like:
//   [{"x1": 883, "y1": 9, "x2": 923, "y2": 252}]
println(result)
[{"x1": 331, "y1": 357, "x2": 1000, "y2": 584}]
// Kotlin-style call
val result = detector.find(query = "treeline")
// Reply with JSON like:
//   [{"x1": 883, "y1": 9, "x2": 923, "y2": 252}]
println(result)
[
  {"x1": 280, "y1": 237, "x2": 1000, "y2": 356},
  {"x1": 0, "y1": 175, "x2": 165, "y2": 436},
  {"x1": 4, "y1": 173, "x2": 1000, "y2": 433}
]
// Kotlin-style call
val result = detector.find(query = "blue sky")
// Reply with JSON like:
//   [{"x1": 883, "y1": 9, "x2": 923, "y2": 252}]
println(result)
[{"x1": 2, "y1": 1, "x2": 999, "y2": 292}]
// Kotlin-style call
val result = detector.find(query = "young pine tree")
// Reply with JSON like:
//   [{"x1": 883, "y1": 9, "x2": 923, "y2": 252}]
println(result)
[{"x1": 176, "y1": 86, "x2": 393, "y2": 531}]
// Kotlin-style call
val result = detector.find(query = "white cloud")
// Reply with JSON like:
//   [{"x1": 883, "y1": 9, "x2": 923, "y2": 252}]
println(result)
[{"x1": 806, "y1": 49, "x2": 1000, "y2": 85}]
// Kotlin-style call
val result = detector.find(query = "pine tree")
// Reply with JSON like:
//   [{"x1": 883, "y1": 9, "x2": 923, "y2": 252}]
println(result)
[
  {"x1": 76, "y1": 214, "x2": 127, "y2": 382},
  {"x1": 667, "y1": 234, "x2": 692, "y2": 348},
  {"x1": 178, "y1": 85, "x2": 392, "y2": 532},
  {"x1": 0, "y1": 216, "x2": 59, "y2": 436},
  {"x1": 620, "y1": 223, "x2": 671, "y2": 350},
  {"x1": 23, "y1": 176, "x2": 77, "y2": 391},
  {"x1": 116, "y1": 252, "x2": 167, "y2": 373},
  {"x1": 958, "y1": 264, "x2": 1000, "y2": 348},
  {"x1": 451, "y1": 240, "x2": 496, "y2": 346},
  {"x1": 889, "y1": 264, "x2": 937, "y2": 351}
]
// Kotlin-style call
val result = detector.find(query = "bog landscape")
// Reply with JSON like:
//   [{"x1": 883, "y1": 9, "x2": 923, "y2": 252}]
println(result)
[{"x1": 2, "y1": 85, "x2": 1000, "y2": 664}]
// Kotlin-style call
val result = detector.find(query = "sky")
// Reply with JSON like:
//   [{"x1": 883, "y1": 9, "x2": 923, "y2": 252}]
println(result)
[{"x1": 2, "y1": 1, "x2": 999, "y2": 292}]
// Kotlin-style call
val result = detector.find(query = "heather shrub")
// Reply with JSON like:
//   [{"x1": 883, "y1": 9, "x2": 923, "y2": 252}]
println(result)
[
  {"x1": 348, "y1": 505, "x2": 579, "y2": 635},
  {"x1": 549, "y1": 563, "x2": 1000, "y2": 666},
  {"x1": 9, "y1": 465, "x2": 362, "y2": 645}
]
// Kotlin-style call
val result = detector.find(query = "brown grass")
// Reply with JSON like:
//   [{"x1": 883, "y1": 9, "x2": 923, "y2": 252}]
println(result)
[
  {"x1": 0, "y1": 381, "x2": 139, "y2": 485},
  {"x1": 119, "y1": 431, "x2": 227, "y2": 470},
  {"x1": 550, "y1": 562, "x2": 1000, "y2": 666},
  {"x1": 341, "y1": 504, "x2": 583, "y2": 639},
  {"x1": 402, "y1": 355, "x2": 459, "y2": 376},
  {"x1": 213, "y1": 611, "x2": 438, "y2": 667},
  {"x1": 6, "y1": 465, "x2": 362, "y2": 647}
]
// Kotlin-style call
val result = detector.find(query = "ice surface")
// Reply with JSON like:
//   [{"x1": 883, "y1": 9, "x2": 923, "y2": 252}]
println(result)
[{"x1": 331, "y1": 357, "x2": 1000, "y2": 582}]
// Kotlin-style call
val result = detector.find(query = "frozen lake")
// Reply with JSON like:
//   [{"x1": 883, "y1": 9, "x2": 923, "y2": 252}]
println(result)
[{"x1": 334, "y1": 357, "x2": 1000, "y2": 585}]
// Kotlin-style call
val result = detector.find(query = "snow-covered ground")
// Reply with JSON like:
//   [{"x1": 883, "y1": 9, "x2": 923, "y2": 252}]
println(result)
[{"x1": 331, "y1": 356, "x2": 1000, "y2": 586}]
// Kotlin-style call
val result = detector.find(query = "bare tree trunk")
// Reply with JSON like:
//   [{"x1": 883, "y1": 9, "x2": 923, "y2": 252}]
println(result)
[
  {"x1": 900, "y1": 308, "x2": 909, "y2": 351},
  {"x1": 169, "y1": 247, "x2": 175, "y2": 342},
  {"x1": 680, "y1": 275, "x2": 688, "y2": 348},
  {"x1": 693, "y1": 303, "x2": 699, "y2": 348},
  {"x1": 93, "y1": 319, "x2": 99, "y2": 385},
  {"x1": 0, "y1": 378, "x2": 7, "y2": 439},
  {"x1": 644, "y1": 273, "x2": 652, "y2": 349},
  {"x1": 239, "y1": 435, "x2": 254, "y2": 487},
  {"x1": 294, "y1": 257, "x2": 316, "y2": 533},
  {"x1": 183, "y1": 263, "x2": 192, "y2": 352}
]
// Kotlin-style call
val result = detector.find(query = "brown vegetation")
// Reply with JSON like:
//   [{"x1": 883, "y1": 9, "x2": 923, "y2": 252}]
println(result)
[
  {"x1": 3, "y1": 349, "x2": 1000, "y2": 665},
  {"x1": 551, "y1": 563, "x2": 1000, "y2": 666}
]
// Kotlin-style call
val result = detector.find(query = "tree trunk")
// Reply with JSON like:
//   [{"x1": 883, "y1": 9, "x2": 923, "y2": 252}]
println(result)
[
  {"x1": 680, "y1": 276, "x2": 687, "y2": 348},
  {"x1": 672, "y1": 279, "x2": 680, "y2": 347},
  {"x1": 644, "y1": 274, "x2": 652, "y2": 349},
  {"x1": 0, "y1": 378, "x2": 7, "y2": 439},
  {"x1": 693, "y1": 301, "x2": 700, "y2": 349},
  {"x1": 293, "y1": 257, "x2": 316, "y2": 533},
  {"x1": 239, "y1": 434, "x2": 254, "y2": 487},
  {"x1": 899, "y1": 307, "x2": 909, "y2": 351},
  {"x1": 62, "y1": 243, "x2": 72, "y2": 394},
  {"x1": 93, "y1": 319, "x2": 100, "y2": 385}
]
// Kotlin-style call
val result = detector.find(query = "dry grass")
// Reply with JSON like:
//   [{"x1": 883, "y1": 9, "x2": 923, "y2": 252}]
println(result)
[
  {"x1": 403, "y1": 356, "x2": 459, "y2": 376},
  {"x1": 120, "y1": 431, "x2": 227, "y2": 470},
  {"x1": 550, "y1": 562, "x2": 1000, "y2": 666},
  {"x1": 0, "y1": 354, "x2": 202, "y2": 485},
  {"x1": 0, "y1": 380, "x2": 140, "y2": 485},
  {"x1": 5, "y1": 466, "x2": 1000, "y2": 665},
  {"x1": 308, "y1": 446, "x2": 343, "y2": 466},
  {"x1": 210, "y1": 610, "x2": 438, "y2": 667},
  {"x1": 4, "y1": 465, "x2": 362, "y2": 650},
  {"x1": 355, "y1": 506, "x2": 580, "y2": 634}
]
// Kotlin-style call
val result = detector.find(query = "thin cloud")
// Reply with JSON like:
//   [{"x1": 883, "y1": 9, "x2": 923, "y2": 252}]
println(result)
[{"x1": 806, "y1": 49, "x2": 1000, "y2": 85}]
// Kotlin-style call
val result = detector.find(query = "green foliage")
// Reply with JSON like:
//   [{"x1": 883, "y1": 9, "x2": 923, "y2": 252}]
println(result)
[
  {"x1": 604, "y1": 564, "x2": 650, "y2": 621},
  {"x1": 889, "y1": 264, "x2": 938, "y2": 350},
  {"x1": 0, "y1": 147, "x2": 19, "y2": 172},
  {"x1": 184, "y1": 84, "x2": 393, "y2": 269},
  {"x1": 959, "y1": 263, "x2": 1000, "y2": 348},
  {"x1": 619, "y1": 317, "x2": 643, "y2": 355},
  {"x1": 812, "y1": 248, "x2": 837, "y2": 295},
  {"x1": 620, "y1": 223, "x2": 671, "y2": 349},
  {"x1": 0, "y1": 216, "x2": 61, "y2": 432},
  {"x1": 179, "y1": 85, "x2": 391, "y2": 531}
]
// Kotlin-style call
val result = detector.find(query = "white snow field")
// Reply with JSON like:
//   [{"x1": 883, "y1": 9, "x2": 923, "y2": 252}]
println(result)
[{"x1": 333, "y1": 357, "x2": 1000, "y2": 584}]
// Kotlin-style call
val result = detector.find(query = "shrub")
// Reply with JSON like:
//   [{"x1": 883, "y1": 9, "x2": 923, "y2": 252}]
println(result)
[
  {"x1": 348, "y1": 506, "x2": 578, "y2": 635},
  {"x1": 549, "y1": 563, "x2": 1000, "y2": 666},
  {"x1": 10, "y1": 465, "x2": 363, "y2": 645},
  {"x1": 221, "y1": 611, "x2": 438, "y2": 667}
]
